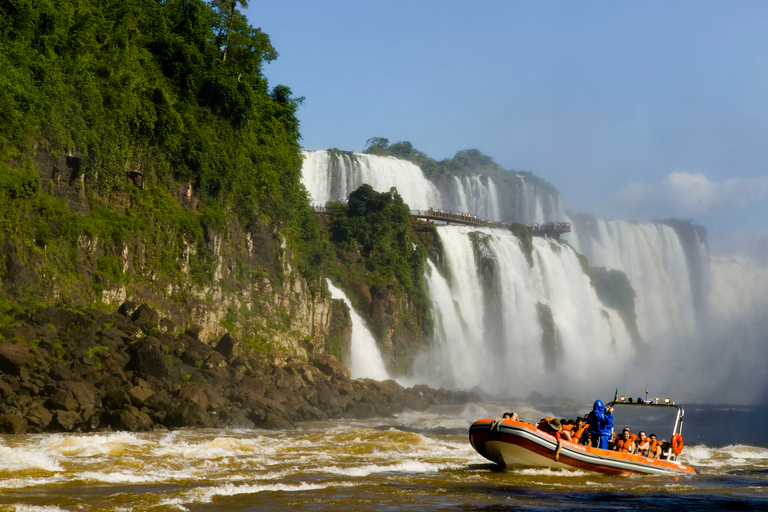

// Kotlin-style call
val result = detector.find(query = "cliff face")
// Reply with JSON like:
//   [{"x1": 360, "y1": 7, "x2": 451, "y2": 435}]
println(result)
[{"x1": 1, "y1": 153, "x2": 347, "y2": 359}]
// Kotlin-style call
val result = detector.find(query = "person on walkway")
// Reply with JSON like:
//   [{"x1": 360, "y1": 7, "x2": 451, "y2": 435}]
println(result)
[{"x1": 586, "y1": 400, "x2": 614, "y2": 449}]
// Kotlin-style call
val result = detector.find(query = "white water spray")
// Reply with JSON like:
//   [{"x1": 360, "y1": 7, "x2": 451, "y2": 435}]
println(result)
[
  {"x1": 325, "y1": 280, "x2": 390, "y2": 380},
  {"x1": 417, "y1": 226, "x2": 632, "y2": 398}
]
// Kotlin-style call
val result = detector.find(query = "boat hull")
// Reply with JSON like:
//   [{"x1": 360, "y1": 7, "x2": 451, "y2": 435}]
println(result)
[{"x1": 469, "y1": 419, "x2": 697, "y2": 476}]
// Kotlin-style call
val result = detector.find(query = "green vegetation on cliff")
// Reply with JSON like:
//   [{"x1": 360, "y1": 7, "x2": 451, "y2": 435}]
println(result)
[
  {"x1": 0, "y1": 0, "x2": 319, "y2": 235},
  {"x1": 0, "y1": 0, "x2": 335, "y2": 351},
  {"x1": 326, "y1": 184, "x2": 432, "y2": 371},
  {"x1": 585, "y1": 263, "x2": 643, "y2": 347}
]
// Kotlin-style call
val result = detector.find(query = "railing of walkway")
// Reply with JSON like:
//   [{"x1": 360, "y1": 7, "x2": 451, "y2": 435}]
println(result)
[{"x1": 310, "y1": 203, "x2": 571, "y2": 235}]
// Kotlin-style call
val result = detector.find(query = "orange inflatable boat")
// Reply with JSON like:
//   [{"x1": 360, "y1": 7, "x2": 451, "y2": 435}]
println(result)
[{"x1": 469, "y1": 401, "x2": 697, "y2": 476}]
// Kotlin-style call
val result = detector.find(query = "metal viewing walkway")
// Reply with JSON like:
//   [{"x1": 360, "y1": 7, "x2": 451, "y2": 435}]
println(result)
[{"x1": 311, "y1": 204, "x2": 571, "y2": 238}]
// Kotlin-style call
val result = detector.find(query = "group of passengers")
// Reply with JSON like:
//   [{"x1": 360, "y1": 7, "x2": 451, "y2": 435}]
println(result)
[{"x1": 502, "y1": 400, "x2": 667, "y2": 461}]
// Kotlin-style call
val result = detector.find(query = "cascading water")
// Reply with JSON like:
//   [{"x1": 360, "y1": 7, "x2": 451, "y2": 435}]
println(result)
[
  {"x1": 450, "y1": 175, "x2": 502, "y2": 221},
  {"x1": 416, "y1": 226, "x2": 632, "y2": 398},
  {"x1": 302, "y1": 151, "x2": 441, "y2": 209},
  {"x1": 304, "y1": 149, "x2": 768, "y2": 403},
  {"x1": 326, "y1": 280, "x2": 390, "y2": 380},
  {"x1": 568, "y1": 219, "x2": 698, "y2": 343},
  {"x1": 301, "y1": 150, "x2": 567, "y2": 224}
]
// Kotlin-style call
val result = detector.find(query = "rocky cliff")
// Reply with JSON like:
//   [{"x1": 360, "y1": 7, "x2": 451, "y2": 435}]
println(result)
[
  {"x1": 0, "y1": 303, "x2": 476, "y2": 434},
  {"x1": 2, "y1": 153, "x2": 341, "y2": 359}
]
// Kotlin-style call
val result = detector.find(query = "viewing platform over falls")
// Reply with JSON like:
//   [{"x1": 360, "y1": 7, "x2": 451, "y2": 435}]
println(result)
[{"x1": 310, "y1": 204, "x2": 571, "y2": 239}]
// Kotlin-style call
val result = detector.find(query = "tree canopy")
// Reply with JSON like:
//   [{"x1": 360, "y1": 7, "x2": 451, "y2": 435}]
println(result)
[{"x1": 0, "y1": 0, "x2": 307, "y2": 227}]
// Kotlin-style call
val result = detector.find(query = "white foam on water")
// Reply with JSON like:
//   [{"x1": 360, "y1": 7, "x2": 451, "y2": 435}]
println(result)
[
  {"x1": 42, "y1": 432, "x2": 150, "y2": 457},
  {"x1": 0, "y1": 476, "x2": 67, "y2": 489},
  {"x1": 13, "y1": 506, "x2": 71, "y2": 512},
  {"x1": 0, "y1": 445, "x2": 63, "y2": 472},
  {"x1": 151, "y1": 436, "x2": 278, "y2": 460},
  {"x1": 318, "y1": 460, "x2": 463, "y2": 477},
  {"x1": 683, "y1": 444, "x2": 768, "y2": 468},
  {"x1": 76, "y1": 468, "x2": 199, "y2": 484},
  {"x1": 189, "y1": 481, "x2": 352, "y2": 503}
]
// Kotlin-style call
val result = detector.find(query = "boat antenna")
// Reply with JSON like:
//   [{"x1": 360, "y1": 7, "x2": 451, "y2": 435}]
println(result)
[{"x1": 645, "y1": 390, "x2": 649, "y2": 402}]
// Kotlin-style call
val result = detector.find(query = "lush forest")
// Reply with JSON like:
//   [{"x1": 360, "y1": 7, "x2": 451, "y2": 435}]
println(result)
[
  {"x1": 0, "y1": 0, "x2": 329, "y2": 283},
  {"x1": 0, "y1": 0, "x2": 342, "y2": 354}
]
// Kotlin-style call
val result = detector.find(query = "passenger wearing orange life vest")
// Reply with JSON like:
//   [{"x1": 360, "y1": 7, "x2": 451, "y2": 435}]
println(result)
[
  {"x1": 635, "y1": 431, "x2": 650, "y2": 456},
  {"x1": 614, "y1": 427, "x2": 636, "y2": 453},
  {"x1": 648, "y1": 433, "x2": 663, "y2": 459},
  {"x1": 570, "y1": 417, "x2": 589, "y2": 444}
]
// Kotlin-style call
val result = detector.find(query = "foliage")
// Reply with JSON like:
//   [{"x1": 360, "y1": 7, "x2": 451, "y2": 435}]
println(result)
[
  {"x1": 0, "y1": 0, "x2": 331, "y2": 290},
  {"x1": 0, "y1": 0, "x2": 311, "y2": 230},
  {"x1": 328, "y1": 184, "x2": 431, "y2": 332},
  {"x1": 509, "y1": 222, "x2": 534, "y2": 265},
  {"x1": 588, "y1": 265, "x2": 643, "y2": 346}
]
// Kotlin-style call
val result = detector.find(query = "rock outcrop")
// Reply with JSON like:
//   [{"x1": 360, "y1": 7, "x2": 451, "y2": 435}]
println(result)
[{"x1": 0, "y1": 304, "x2": 477, "y2": 434}]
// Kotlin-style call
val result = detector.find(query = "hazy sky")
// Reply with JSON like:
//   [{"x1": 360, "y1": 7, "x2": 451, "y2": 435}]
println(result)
[{"x1": 246, "y1": 0, "x2": 768, "y2": 258}]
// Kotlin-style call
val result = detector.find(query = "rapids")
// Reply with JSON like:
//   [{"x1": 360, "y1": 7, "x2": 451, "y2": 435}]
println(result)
[{"x1": 2, "y1": 403, "x2": 766, "y2": 511}]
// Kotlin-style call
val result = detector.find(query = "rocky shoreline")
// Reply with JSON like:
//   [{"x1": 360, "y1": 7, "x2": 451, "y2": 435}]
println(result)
[{"x1": 0, "y1": 303, "x2": 477, "y2": 434}]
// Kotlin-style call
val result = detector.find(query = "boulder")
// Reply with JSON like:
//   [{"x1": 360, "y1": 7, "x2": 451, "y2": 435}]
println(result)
[
  {"x1": 25, "y1": 400, "x2": 54, "y2": 430},
  {"x1": 0, "y1": 343, "x2": 33, "y2": 376},
  {"x1": 52, "y1": 410, "x2": 81, "y2": 431},
  {"x1": 0, "y1": 414, "x2": 27, "y2": 434},
  {"x1": 118, "y1": 406, "x2": 154, "y2": 431},
  {"x1": 310, "y1": 354, "x2": 351, "y2": 380},
  {"x1": 130, "y1": 303, "x2": 158, "y2": 325},
  {"x1": 128, "y1": 336, "x2": 169, "y2": 379},
  {"x1": 215, "y1": 333, "x2": 244, "y2": 361}
]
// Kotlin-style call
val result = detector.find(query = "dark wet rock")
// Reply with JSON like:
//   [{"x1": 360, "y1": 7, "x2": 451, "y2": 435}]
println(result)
[
  {"x1": 0, "y1": 343, "x2": 33, "y2": 376},
  {"x1": 0, "y1": 304, "x2": 480, "y2": 434},
  {"x1": 25, "y1": 400, "x2": 54, "y2": 430},
  {"x1": 117, "y1": 406, "x2": 154, "y2": 431},
  {"x1": 130, "y1": 303, "x2": 158, "y2": 325},
  {"x1": 0, "y1": 414, "x2": 27, "y2": 434},
  {"x1": 215, "y1": 333, "x2": 244, "y2": 361},
  {"x1": 185, "y1": 324, "x2": 203, "y2": 341},
  {"x1": 52, "y1": 410, "x2": 81, "y2": 431}
]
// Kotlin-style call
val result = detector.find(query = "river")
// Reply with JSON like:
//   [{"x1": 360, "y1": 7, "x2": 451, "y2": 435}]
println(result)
[{"x1": 1, "y1": 401, "x2": 766, "y2": 511}]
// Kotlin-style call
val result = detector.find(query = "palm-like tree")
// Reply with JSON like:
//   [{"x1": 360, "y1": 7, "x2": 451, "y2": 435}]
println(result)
[{"x1": 222, "y1": 0, "x2": 249, "y2": 63}]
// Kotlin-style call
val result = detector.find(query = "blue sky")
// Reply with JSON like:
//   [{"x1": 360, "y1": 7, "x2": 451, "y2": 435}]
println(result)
[{"x1": 246, "y1": 0, "x2": 768, "y2": 259}]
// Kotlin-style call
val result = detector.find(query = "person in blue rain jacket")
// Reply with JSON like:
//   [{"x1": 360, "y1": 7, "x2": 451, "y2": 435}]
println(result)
[{"x1": 586, "y1": 400, "x2": 614, "y2": 449}]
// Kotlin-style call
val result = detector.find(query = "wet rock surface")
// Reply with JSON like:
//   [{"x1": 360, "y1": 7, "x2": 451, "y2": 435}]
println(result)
[{"x1": 0, "y1": 304, "x2": 478, "y2": 434}]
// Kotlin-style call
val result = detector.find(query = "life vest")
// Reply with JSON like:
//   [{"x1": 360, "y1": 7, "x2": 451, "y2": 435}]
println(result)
[
  {"x1": 648, "y1": 440, "x2": 663, "y2": 457},
  {"x1": 615, "y1": 436, "x2": 635, "y2": 453},
  {"x1": 571, "y1": 424, "x2": 588, "y2": 442}
]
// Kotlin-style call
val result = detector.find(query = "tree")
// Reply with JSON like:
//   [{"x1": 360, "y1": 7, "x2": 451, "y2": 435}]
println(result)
[{"x1": 221, "y1": 0, "x2": 249, "y2": 63}]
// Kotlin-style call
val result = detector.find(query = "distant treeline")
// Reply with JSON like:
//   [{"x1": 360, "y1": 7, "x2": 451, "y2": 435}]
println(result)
[{"x1": 362, "y1": 137, "x2": 561, "y2": 202}]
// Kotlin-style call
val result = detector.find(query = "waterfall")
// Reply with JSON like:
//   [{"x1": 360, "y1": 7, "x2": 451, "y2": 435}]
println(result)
[
  {"x1": 302, "y1": 151, "x2": 441, "y2": 209},
  {"x1": 301, "y1": 150, "x2": 566, "y2": 224},
  {"x1": 418, "y1": 226, "x2": 632, "y2": 398},
  {"x1": 569, "y1": 219, "x2": 697, "y2": 343},
  {"x1": 326, "y1": 280, "x2": 390, "y2": 380},
  {"x1": 450, "y1": 176, "x2": 502, "y2": 221},
  {"x1": 305, "y1": 149, "x2": 768, "y2": 403}
]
